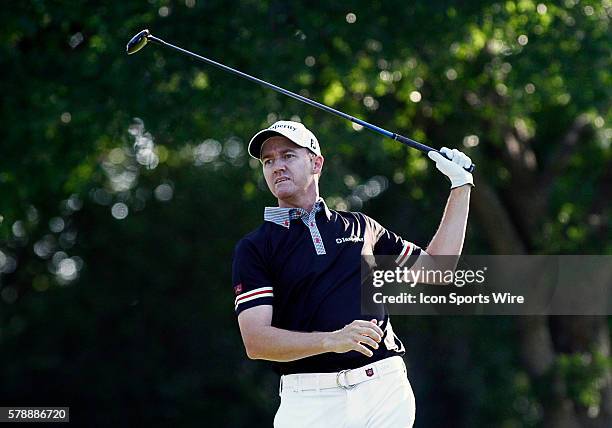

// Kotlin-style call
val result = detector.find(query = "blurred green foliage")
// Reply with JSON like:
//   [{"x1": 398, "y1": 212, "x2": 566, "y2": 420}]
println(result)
[
  {"x1": 556, "y1": 351, "x2": 611, "y2": 408},
  {"x1": 0, "y1": 0, "x2": 610, "y2": 426}
]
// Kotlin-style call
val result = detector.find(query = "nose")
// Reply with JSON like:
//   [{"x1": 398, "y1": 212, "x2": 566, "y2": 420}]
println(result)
[{"x1": 272, "y1": 159, "x2": 287, "y2": 174}]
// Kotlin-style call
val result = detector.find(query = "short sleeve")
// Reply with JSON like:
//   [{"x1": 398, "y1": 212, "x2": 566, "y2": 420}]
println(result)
[
  {"x1": 364, "y1": 215, "x2": 422, "y2": 267},
  {"x1": 232, "y1": 238, "x2": 274, "y2": 316}
]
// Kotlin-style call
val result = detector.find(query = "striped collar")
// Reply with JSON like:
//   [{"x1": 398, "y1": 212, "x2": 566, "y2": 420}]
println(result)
[{"x1": 264, "y1": 197, "x2": 331, "y2": 228}]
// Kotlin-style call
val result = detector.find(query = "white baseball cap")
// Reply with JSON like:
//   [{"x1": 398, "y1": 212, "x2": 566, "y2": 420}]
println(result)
[{"x1": 248, "y1": 120, "x2": 321, "y2": 159}]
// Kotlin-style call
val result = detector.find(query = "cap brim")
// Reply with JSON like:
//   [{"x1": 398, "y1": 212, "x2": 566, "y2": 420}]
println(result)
[{"x1": 247, "y1": 130, "x2": 286, "y2": 159}]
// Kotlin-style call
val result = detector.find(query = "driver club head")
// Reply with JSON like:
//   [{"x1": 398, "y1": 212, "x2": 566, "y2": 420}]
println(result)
[{"x1": 126, "y1": 29, "x2": 150, "y2": 55}]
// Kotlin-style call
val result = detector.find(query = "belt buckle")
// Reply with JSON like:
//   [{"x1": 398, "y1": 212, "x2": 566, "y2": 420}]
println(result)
[{"x1": 336, "y1": 369, "x2": 356, "y2": 390}]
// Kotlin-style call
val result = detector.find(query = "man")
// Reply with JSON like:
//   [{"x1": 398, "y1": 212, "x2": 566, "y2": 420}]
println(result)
[{"x1": 232, "y1": 120, "x2": 473, "y2": 427}]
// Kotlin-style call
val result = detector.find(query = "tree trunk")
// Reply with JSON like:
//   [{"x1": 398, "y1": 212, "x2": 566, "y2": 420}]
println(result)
[{"x1": 473, "y1": 167, "x2": 611, "y2": 426}]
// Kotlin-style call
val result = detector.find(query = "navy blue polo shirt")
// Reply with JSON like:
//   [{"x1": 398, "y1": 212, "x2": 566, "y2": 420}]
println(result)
[{"x1": 232, "y1": 198, "x2": 421, "y2": 375}]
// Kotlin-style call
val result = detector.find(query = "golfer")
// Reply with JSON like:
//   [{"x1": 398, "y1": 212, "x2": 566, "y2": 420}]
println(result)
[{"x1": 232, "y1": 120, "x2": 473, "y2": 427}]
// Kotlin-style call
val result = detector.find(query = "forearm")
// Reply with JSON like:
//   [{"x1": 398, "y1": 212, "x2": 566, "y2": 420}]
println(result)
[
  {"x1": 426, "y1": 185, "x2": 471, "y2": 255},
  {"x1": 245, "y1": 326, "x2": 333, "y2": 362}
]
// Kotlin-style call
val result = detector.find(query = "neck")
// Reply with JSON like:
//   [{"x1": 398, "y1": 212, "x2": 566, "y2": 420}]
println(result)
[{"x1": 277, "y1": 185, "x2": 319, "y2": 210}]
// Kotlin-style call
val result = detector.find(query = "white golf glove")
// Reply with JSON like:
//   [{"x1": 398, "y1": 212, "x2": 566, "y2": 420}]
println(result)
[{"x1": 428, "y1": 147, "x2": 474, "y2": 189}]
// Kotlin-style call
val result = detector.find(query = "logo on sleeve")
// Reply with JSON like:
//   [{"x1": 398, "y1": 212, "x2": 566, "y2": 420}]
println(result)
[
  {"x1": 365, "y1": 368, "x2": 374, "y2": 377},
  {"x1": 233, "y1": 283, "x2": 243, "y2": 295}
]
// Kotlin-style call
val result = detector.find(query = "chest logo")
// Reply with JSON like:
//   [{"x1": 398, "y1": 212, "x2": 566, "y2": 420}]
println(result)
[{"x1": 336, "y1": 235, "x2": 364, "y2": 244}]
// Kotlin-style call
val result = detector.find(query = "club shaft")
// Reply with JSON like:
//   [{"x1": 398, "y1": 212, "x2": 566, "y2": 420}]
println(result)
[{"x1": 147, "y1": 35, "x2": 473, "y2": 171}]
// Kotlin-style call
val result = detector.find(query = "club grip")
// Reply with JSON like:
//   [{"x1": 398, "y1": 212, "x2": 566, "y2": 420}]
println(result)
[
  {"x1": 439, "y1": 150, "x2": 476, "y2": 173},
  {"x1": 436, "y1": 150, "x2": 476, "y2": 173}
]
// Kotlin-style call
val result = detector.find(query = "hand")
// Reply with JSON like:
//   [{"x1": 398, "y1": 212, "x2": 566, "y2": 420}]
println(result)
[
  {"x1": 428, "y1": 147, "x2": 474, "y2": 189},
  {"x1": 325, "y1": 319, "x2": 384, "y2": 357}
]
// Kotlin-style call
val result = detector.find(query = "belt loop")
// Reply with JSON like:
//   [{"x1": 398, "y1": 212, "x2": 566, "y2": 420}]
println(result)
[
  {"x1": 279, "y1": 376, "x2": 283, "y2": 396},
  {"x1": 295, "y1": 375, "x2": 300, "y2": 393},
  {"x1": 316, "y1": 374, "x2": 320, "y2": 393}
]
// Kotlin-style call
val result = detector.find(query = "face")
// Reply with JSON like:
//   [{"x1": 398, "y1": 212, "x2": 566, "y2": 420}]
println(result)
[{"x1": 260, "y1": 136, "x2": 323, "y2": 203}]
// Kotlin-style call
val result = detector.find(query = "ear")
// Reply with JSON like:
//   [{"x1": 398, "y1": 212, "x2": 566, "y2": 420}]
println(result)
[{"x1": 312, "y1": 155, "x2": 324, "y2": 174}]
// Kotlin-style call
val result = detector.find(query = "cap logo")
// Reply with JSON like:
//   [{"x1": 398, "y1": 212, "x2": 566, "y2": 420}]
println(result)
[
  {"x1": 270, "y1": 124, "x2": 297, "y2": 131},
  {"x1": 310, "y1": 139, "x2": 317, "y2": 150}
]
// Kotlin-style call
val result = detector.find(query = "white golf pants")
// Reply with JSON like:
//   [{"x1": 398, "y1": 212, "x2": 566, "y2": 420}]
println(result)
[{"x1": 274, "y1": 356, "x2": 416, "y2": 428}]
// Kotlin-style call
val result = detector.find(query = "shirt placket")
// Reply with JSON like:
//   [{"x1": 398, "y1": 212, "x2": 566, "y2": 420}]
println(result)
[{"x1": 301, "y1": 209, "x2": 326, "y2": 255}]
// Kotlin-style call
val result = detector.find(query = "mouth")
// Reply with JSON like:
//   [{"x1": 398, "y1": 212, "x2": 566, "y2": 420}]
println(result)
[{"x1": 275, "y1": 177, "x2": 290, "y2": 185}]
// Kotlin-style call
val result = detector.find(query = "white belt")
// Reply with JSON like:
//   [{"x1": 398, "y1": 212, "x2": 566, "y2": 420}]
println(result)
[{"x1": 280, "y1": 356, "x2": 406, "y2": 393}]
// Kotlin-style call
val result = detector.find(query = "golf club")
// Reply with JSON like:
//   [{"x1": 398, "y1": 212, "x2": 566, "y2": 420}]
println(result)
[{"x1": 126, "y1": 29, "x2": 475, "y2": 172}]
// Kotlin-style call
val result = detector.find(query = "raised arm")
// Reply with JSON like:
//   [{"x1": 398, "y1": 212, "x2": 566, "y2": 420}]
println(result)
[
  {"x1": 425, "y1": 147, "x2": 473, "y2": 256},
  {"x1": 426, "y1": 186, "x2": 471, "y2": 255}
]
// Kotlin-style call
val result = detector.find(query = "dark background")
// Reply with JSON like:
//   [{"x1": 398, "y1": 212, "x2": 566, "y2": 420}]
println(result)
[{"x1": 1, "y1": 1, "x2": 610, "y2": 426}]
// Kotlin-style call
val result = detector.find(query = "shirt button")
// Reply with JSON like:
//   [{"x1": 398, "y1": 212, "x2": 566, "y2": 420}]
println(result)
[{"x1": 310, "y1": 222, "x2": 314, "y2": 226}]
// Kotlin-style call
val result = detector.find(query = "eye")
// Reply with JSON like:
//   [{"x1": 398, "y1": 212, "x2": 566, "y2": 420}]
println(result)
[
  {"x1": 284, "y1": 153, "x2": 295, "y2": 159},
  {"x1": 262, "y1": 159, "x2": 272, "y2": 167}
]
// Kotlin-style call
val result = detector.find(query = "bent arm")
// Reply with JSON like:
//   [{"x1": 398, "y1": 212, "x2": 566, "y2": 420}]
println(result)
[
  {"x1": 238, "y1": 305, "x2": 329, "y2": 361},
  {"x1": 237, "y1": 305, "x2": 383, "y2": 362}
]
